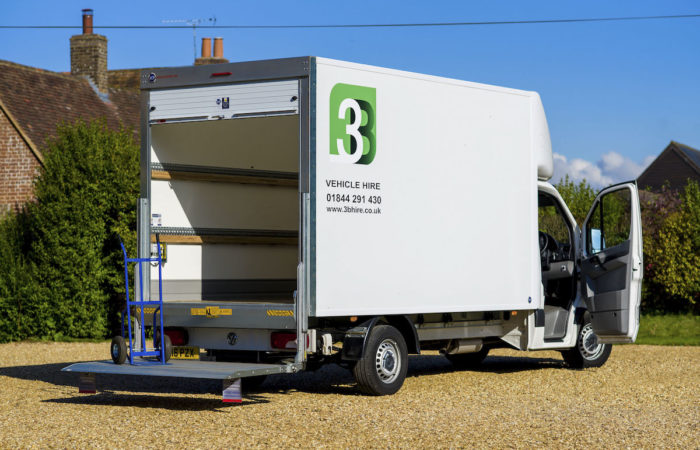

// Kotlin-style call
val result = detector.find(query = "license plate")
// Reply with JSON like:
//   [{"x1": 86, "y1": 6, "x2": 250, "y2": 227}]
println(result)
[{"x1": 171, "y1": 346, "x2": 200, "y2": 360}]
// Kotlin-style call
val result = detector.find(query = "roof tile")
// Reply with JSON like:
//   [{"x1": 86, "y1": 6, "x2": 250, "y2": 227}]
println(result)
[
  {"x1": 0, "y1": 60, "x2": 139, "y2": 152},
  {"x1": 673, "y1": 141, "x2": 700, "y2": 171}
]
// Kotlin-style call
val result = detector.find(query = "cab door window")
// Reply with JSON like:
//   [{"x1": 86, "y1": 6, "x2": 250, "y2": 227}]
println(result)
[
  {"x1": 585, "y1": 188, "x2": 631, "y2": 255},
  {"x1": 538, "y1": 192, "x2": 572, "y2": 259}
]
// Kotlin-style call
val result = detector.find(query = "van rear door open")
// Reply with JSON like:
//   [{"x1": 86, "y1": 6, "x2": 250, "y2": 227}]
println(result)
[{"x1": 581, "y1": 182, "x2": 643, "y2": 343}]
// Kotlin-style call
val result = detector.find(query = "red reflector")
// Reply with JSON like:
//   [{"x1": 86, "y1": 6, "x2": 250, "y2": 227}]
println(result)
[
  {"x1": 211, "y1": 72, "x2": 232, "y2": 77},
  {"x1": 271, "y1": 332, "x2": 297, "y2": 349},
  {"x1": 164, "y1": 329, "x2": 187, "y2": 346}
]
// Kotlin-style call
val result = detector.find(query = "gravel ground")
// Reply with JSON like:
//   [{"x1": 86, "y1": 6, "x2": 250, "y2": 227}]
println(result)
[{"x1": 0, "y1": 342, "x2": 698, "y2": 448}]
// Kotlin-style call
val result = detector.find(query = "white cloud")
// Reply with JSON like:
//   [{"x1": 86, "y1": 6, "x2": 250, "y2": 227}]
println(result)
[{"x1": 552, "y1": 151, "x2": 655, "y2": 188}]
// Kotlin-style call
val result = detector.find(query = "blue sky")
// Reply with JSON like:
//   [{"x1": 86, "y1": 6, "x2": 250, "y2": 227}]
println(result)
[{"x1": 2, "y1": 1, "x2": 699, "y2": 187}]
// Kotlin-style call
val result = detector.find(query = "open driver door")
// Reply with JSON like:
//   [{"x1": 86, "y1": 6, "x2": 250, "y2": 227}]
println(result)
[{"x1": 581, "y1": 182, "x2": 643, "y2": 343}]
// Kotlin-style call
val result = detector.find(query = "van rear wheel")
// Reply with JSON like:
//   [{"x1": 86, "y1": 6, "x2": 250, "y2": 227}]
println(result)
[
  {"x1": 562, "y1": 321, "x2": 612, "y2": 369},
  {"x1": 353, "y1": 325, "x2": 408, "y2": 396}
]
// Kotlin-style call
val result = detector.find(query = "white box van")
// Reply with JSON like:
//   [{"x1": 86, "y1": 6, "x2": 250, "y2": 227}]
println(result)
[{"x1": 65, "y1": 57, "x2": 643, "y2": 396}]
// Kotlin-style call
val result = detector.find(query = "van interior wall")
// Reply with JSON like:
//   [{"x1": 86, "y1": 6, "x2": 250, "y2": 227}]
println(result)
[{"x1": 149, "y1": 116, "x2": 299, "y2": 303}]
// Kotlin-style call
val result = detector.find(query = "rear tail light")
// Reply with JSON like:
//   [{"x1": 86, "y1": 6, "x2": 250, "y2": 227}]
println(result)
[
  {"x1": 164, "y1": 328, "x2": 187, "y2": 346},
  {"x1": 271, "y1": 332, "x2": 297, "y2": 350},
  {"x1": 270, "y1": 332, "x2": 312, "y2": 350}
]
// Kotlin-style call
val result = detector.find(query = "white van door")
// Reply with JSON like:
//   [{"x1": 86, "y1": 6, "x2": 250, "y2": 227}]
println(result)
[{"x1": 580, "y1": 182, "x2": 643, "y2": 343}]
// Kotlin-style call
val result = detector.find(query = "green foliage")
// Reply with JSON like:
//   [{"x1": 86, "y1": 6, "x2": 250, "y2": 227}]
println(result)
[
  {"x1": 538, "y1": 205, "x2": 570, "y2": 243},
  {"x1": 554, "y1": 175, "x2": 597, "y2": 225},
  {"x1": 0, "y1": 120, "x2": 138, "y2": 341},
  {"x1": 642, "y1": 180, "x2": 700, "y2": 313},
  {"x1": 0, "y1": 211, "x2": 33, "y2": 341},
  {"x1": 636, "y1": 314, "x2": 700, "y2": 346},
  {"x1": 586, "y1": 188, "x2": 631, "y2": 251}
]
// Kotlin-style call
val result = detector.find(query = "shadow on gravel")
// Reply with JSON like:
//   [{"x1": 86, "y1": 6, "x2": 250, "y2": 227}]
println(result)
[
  {"x1": 44, "y1": 392, "x2": 270, "y2": 409},
  {"x1": 1, "y1": 353, "x2": 566, "y2": 408},
  {"x1": 261, "y1": 353, "x2": 566, "y2": 397},
  {"x1": 406, "y1": 354, "x2": 566, "y2": 378}
]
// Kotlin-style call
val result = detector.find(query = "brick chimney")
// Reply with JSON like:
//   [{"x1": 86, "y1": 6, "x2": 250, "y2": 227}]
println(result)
[
  {"x1": 195, "y1": 37, "x2": 229, "y2": 65},
  {"x1": 70, "y1": 9, "x2": 108, "y2": 92}
]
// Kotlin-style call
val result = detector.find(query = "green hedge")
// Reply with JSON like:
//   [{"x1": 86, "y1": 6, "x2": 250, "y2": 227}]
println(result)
[{"x1": 0, "y1": 120, "x2": 138, "y2": 341}]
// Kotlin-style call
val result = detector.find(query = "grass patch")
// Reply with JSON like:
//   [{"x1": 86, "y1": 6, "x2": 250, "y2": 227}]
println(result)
[{"x1": 636, "y1": 314, "x2": 700, "y2": 346}]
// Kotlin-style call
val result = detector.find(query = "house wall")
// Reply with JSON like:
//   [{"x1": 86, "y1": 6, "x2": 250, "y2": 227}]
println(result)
[{"x1": 0, "y1": 108, "x2": 40, "y2": 213}]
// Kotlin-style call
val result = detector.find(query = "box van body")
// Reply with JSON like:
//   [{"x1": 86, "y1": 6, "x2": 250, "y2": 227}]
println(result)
[{"x1": 115, "y1": 57, "x2": 642, "y2": 395}]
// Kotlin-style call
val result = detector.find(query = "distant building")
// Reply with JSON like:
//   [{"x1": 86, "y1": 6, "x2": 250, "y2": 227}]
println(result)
[
  {"x1": 637, "y1": 141, "x2": 700, "y2": 192},
  {"x1": 0, "y1": 9, "x2": 228, "y2": 213}
]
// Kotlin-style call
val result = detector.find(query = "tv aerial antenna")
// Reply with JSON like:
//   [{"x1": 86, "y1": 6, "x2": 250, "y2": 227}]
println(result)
[{"x1": 162, "y1": 17, "x2": 217, "y2": 60}]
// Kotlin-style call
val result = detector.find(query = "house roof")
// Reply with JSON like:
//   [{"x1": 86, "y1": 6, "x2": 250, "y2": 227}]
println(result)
[
  {"x1": 636, "y1": 141, "x2": 700, "y2": 192},
  {"x1": 0, "y1": 60, "x2": 140, "y2": 162},
  {"x1": 673, "y1": 141, "x2": 700, "y2": 171}
]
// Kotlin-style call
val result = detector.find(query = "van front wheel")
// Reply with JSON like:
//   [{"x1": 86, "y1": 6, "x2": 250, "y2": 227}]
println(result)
[
  {"x1": 353, "y1": 325, "x2": 408, "y2": 395},
  {"x1": 562, "y1": 321, "x2": 612, "y2": 369}
]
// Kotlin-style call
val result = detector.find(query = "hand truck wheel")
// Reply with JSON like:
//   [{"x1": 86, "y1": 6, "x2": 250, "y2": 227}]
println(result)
[
  {"x1": 111, "y1": 335, "x2": 127, "y2": 364},
  {"x1": 163, "y1": 334, "x2": 172, "y2": 362}
]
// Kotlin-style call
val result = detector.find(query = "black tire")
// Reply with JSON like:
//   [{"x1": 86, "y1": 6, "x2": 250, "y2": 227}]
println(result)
[
  {"x1": 446, "y1": 347, "x2": 489, "y2": 368},
  {"x1": 353, "y1": 325, "x2": 408, "y2": 396},
  {"x1": 111, "y1": 335, "x2": 127, "y2": 364},
  {"x1": 162, "y1": 334, "x2": 172, "y2": 362},
  {"x1": 562, "y1": 320, "x2": 612, "y2": 369}
]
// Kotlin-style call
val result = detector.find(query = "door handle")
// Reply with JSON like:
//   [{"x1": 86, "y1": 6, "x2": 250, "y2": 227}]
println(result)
[{"x1": 591, "y1": 254, "x2": 607, "y2": 271}]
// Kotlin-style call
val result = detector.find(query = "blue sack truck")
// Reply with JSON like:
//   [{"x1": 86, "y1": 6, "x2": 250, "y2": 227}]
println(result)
[{"x1": 109, "y1": 234, "x2": 170, "y2": 366}]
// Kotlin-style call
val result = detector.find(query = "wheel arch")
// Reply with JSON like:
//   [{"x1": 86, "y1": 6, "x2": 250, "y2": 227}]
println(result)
[{"x1": 341, "y1": 315, "x2": 420, "y2": 361}]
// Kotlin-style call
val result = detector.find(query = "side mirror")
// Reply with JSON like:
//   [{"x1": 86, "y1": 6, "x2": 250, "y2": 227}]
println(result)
[{"x1": 590, "y1": 228, "x2": 605, "y2": 254}]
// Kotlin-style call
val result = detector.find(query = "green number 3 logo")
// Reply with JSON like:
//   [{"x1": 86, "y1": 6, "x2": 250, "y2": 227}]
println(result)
[{"x1": 329, "y1": 84, "x2": 376, "y2": 165}]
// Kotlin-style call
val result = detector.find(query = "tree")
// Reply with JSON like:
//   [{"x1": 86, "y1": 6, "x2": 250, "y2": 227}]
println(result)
[
  {"x1": 642, "y1": 181, "x2": 700, "y2": 313},
  {"x1": 0, "y1": 120, "x2": 139, "y2": 341},
  {"x1": 0, "y1": 210, "x2": 33, "y2": 341},
  {"x1": 554, "y1": 175, "x2": 597, "y2": 225}
]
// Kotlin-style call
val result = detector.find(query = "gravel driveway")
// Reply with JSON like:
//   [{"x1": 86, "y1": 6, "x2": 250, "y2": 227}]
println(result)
[{"x1": 0, "y1": 342, "x2": 697, "y2": 448}]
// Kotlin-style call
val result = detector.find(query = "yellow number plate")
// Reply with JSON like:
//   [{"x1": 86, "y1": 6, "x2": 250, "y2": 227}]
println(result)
[{"x1": 171, "y1": 346, "x2": 200, "y2": 360}]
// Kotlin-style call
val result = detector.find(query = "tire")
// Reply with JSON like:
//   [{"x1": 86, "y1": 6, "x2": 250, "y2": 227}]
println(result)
[
  {"x1": 562, "y1": 320, "x2": 612, "y2": 369},
  {"x1": 353, "y1": 325, "x2": 408, "y2": 396},
  {"x1": 111, "y1": 336, "x2": 127, "y2": 364},
  {"x1": 162, "y1": 334, "x2": 172, "y2": 362},
  {"x1": 154, "y1": 332, "x2": 173, "y2": 362},
  {"x1": 446, "y1": 347, "x2": 489, "y2": 368}
]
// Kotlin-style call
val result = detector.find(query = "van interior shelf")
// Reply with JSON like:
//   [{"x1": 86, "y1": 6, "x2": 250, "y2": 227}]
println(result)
[
  {"x1": 151, "y1": 227, "x2": 298, "y2": 245},
  {"x1": 150, "y1": 162, "x2": 298, "y2": 187}
]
